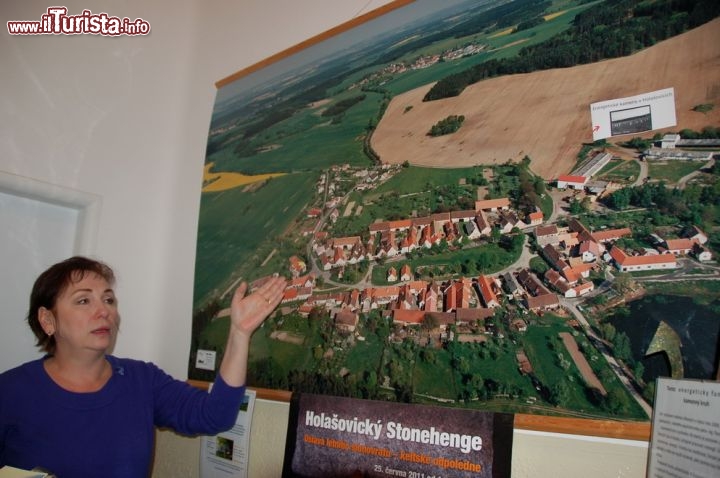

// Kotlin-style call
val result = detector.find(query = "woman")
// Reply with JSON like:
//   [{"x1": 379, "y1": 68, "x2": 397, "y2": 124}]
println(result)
[{"x1": 0, "y1": 256, "x2": 286, "y2": 477}]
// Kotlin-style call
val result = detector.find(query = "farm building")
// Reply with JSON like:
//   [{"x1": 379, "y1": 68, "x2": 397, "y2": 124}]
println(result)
[{"x1": 556, "y1": 175, "x2": 587, "y2": 190}]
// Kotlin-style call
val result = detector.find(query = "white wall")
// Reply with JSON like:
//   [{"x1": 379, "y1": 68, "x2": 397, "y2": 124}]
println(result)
[
  {"x1": 1, "y1": 0, "x2": 396, "y2": 380},
  {"x1": 0, "y1": 1, "x2": 649, "y2": 476}
]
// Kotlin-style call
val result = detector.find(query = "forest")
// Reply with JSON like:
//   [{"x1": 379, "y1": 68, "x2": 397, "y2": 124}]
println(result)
[{"x1": 424, "y1": 0, "x2": 720, "y2": 101}]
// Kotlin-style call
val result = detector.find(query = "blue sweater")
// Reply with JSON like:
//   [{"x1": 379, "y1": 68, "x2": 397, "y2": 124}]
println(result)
[{"x1": 0, "y1": 356, "x2": 245, "y2": 477}]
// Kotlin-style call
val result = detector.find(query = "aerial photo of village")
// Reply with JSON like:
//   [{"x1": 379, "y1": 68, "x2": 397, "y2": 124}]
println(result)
[{"x1": 189, "y1": 0, "x2": 720, "y2": 422}]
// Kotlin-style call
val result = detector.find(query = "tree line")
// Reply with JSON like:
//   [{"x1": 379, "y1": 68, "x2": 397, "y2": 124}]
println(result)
[
  {"x1": 424, "y1": 0, "x2": 720, "y2": 101},
  {"x1": 604, "y1": 169, "x2": 720, "y2": 242}
]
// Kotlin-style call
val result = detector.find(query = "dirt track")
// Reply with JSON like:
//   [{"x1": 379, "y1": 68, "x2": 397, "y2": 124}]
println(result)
[{"x1": 371, "y1": 19, "x2": 720, "y2": 179}]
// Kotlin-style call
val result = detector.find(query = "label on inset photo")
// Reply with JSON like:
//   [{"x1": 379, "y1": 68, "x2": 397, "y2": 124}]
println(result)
[{"x1": 195, "y1": 350, "x2": 217, "y2": 371}]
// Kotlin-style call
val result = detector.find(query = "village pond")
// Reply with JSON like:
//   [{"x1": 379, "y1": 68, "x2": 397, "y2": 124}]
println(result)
[{"x1": 607, "y1": 294, "x2": 720, "y2": 383}]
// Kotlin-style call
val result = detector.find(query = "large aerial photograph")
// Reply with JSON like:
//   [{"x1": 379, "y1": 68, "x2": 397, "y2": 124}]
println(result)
[{"x1": 189, "y1": 0, "x2": 720, "y2": 423}]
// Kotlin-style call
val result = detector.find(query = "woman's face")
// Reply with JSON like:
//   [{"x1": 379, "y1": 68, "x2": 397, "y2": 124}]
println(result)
[{"x1": 40, "y1": 272, "x2": 119, "y2": 356}]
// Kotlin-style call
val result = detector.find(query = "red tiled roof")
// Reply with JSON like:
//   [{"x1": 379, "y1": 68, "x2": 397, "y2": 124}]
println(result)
[
  {"x1": 475, "y1": 198, "x2": 510, "y2": 210},
  {"x1": 665, "y1": 238, "x2": 695, "y2": 251},
  {"x1": 535, "y1": 225, "x2": 558, "y2": 236},
  {"x1": 528, "y1": 211, "x2": 543, "y2": 221},
  {"x1": 526, "y1": 293, "x2": 559, "y2": 310},
  {"x1": 392, "y1": 309, "x2": 425, "y2": 325},
  {"x1": 477, "y1": 275, "x2": 499, "y2": 307},
  {"x1": 557, "y1": 175, "x2": 587, "y2": 183},
  {"x1": 610, "y1": 246, "x2": 677, "y2": 266},
  {"x1": 591, "y1": 228, "x2": 631, "y2": 242}
]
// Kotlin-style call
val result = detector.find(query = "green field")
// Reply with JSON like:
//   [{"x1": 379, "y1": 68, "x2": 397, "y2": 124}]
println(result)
[
  {"x1": 647, "y1": 160, "x2": 709, "y2": 184},
  {"x1": 209, "y1": 91, "x2": 385, "y2": 175},
  {"x1": 597, "y1": 159, "x2": 641, "y2": 183},
  {"x1": 383, "y1": 2, "x2": 598, "y2": 97},
  {"x1": 236, "y1": 307, "x2": 647, "y2": 419},
  {"x1": 372, "y1": 242, "x2": 524, "y2": 284},
  {"x1": 193, "y1": 172, "x2": 318, "y2": 306}
]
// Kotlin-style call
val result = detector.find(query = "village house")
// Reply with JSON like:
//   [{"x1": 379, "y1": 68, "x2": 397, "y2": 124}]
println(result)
[
  {"x1": 476, "y1": 275, "x2": 500, "y2": 308},
  {"x1": 334, "y1": 309, "x2": 359, "y2": 334},
  {"x1": 516, "y1": 269, "x2": 559, "y2": 311},
  {"x1": 306, "y1": 207, "x2": 322, "y2": 218},
  {"x1": 499, "y1": 211, "x2": 526, "y2": 233},
  {"x1": 527, "y1": 210, "x2": 543, "y2": 226},
  {"x1": 692, "y1": 243, "x2": 713, "y2": 262},
  {"x1": 463, "y1": 220, "x2": 482, "y2": 239},
  {"x1": 443, "y1": 278, "x2": 474, "y2": 312},
  {"x1": 391, "y1": 309, "x2": 425, "y2": 327},
  {"x1": 557, "y1": 230, "x2": 579, "y2": 249},
  {"x1": 682, "y1": 225, "x2": 708, "y2": 245},
  {"x1": 545, "y1": 269, "x2": 594, "y2": 298},
  {"x1": 534, "y1": 224, "x2": 560, "y2": 247},
  {"x1": 501, "y1": 271, "x2": 522, "y2": 298},
  {"x1": 400, "y1": 264, "x2": 412, "y2": 282},
  {"x1": 288, "y1": 255, "x2": 307, "y2": 277},
  {"x1": 578, "y1": 240, "x2": 601, "y2": 262},
  {"x1": 456, "y1": 307, "x2": 494, "y2": 325},
  {"x1": 525, "y1": 292, "x2": 560, "y2": 312},
  {"x1": 609, "y1": 245, "x2": 678, "y2": 272},
  {"x1": 396, "y1": 285, "x2": 420, "y2": 310},
  {"x1": 423, "y1": 283, "x2": 442, "y2": 313},
  {"x1": 592, "y1": 227, "x2": 632, "y2": 244},
  {"x1": 544, "y1": 269, "x2": 572, "y2": 296},
  {"x1": 475, "y1": 197, "x2": 511, "y2": 212},
  {"x1": 450, "y1": 210, "x2": 477, "y2": 224},
  {"x1": 475, "y1": 210, "x2": 492, "y2": 236},
  {"x1": 511, "y1": 318, "x2": 528, "y2": 333},
  {"x1": 426, "y1": 311, "x2": 456, "y2": 331},
  {"x1": 288, "y1": 274, "x2": 315, "y2": 289},
  {"x1": 370, "y1": 286, "x2": 400, "y2": 307},
  {"x1": 662, "y1": 238, "x2": 696, "y2": 256}
]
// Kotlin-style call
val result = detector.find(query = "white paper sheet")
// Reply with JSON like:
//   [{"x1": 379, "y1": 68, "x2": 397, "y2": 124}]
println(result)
[
  {"x1": 647, "y1": 377, "x2": 720, "y2": 478},
  {"x1": 200, "y1": 388, "x2": 256, "y2": 478}
]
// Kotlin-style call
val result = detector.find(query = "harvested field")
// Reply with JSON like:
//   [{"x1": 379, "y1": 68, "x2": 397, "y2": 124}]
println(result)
[
  {"x1": 559, "y1": 332, "x2": 606, "y2": 395},
  {"x1": 372, "y1": 19, "x2": 720, "y2": 179}
]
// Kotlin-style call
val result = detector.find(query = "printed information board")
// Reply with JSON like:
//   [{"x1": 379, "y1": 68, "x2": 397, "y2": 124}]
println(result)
[
  {"x1": 200, "y1": 389, "x2": 256, "y2": 478},
  {"x1": 647, "y1": 377, "x2": 720, "y2": 478},
  {"x1": 589, "y1": 87, "x2": 676, "y2": 141},
  {"x1": 282, "y1": 393, "x2": 513, "y2": 478}
]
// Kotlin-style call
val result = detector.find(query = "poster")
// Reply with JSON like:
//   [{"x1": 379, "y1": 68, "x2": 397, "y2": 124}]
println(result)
[
  {"x1": 200, "y1": 389, "x2": 256, "y2": 478},
  {"x1": 190, "y1": 0, "x2": 720, "y2": 429},
  {"x1": 589, "y1": 88, "x2": 677, "y2": 141},
  {"x1": 646, "y1": 377, "x2": 720, "y2": 478},
  {"x1": 282, "y1": 393, "x2": 513, "y2": 478}
]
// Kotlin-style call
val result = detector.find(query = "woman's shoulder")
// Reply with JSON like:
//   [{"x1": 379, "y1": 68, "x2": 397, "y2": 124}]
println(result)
[
  {"x1": 105, "y1": 355, "x2": 173, "y2": 381},
  {"x1": 0, "y1": 358, "x2": 48, "y2": 405},
  {"x1": 0, "y1": 357, "x2": 45, "y2": 383}
]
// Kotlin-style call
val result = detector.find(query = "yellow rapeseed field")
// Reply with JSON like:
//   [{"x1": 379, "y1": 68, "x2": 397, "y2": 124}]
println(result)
[
  {"x1": 202, "y1": 163, "x2": 286, "y2": 193},
  {"x1": 543, "y1": 10, "x2": 567, "y2": 21}
]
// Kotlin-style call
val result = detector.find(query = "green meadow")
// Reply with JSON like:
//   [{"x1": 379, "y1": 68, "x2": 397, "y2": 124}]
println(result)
[
  {"x1": 209, "y1": 90, "x2": 387, "y2": 175},
  {"x1": 647, "y1": 160, "x2": 709, "y2": 184},
  {"x1": 193, "y1": 172, "x2": 318, "y2": 307}
]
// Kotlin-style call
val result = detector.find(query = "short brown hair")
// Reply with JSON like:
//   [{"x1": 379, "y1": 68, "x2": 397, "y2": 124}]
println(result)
[{"x1": 27, "y1": 256, "x2": 116, "y2": 354}]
